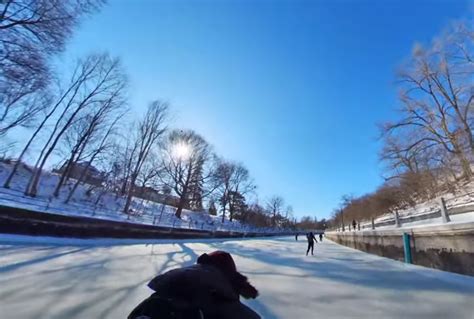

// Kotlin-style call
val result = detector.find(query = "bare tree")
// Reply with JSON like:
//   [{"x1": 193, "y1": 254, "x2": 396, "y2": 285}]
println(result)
[
  {"x1": 215, "y1": 160, "x2": 234, "y2": 221},
  {"x1": 3, "y1": 90, "x2": 53, "y2": 188},
  {"x1": 88, "y1": 147, "x2": 124, "y2": 208},
  {"x1": 380, "y1": 132, "x2": 428, "y2": 176},
  {"x1": 135, "y1": 155, "x2": 163, "y2": 191},
  {"x1": 228, "y1": 165, "x2": 254, "y2": 219},
  {"x1": 266, "y1": 195, "x2": 284, "y2": 226},
  {"x1": 53, "y1": 79, "x2": 127, "y2": 197},
  {"x1": 0, "y1": 87, "x2": 50, "y2": 137},
  {"x1": 382, "y1": 21, "x2": 474, "y2": 180},
  {"x1": 116, "y1": 132, "x2": 137, "y2": 196},
  {"x1": 3, "y1": 54, "x2": 115, "y2": 188},
  {"x1": 160, "y1": 129, "x2": 217, "y2": 218},
  {"x1": 64, "y1": 111, "x2": 127, "y2": 203},
  {"x1": 0, "y1": 0, "x2": 104, "y2": 135},
  {"x1": 215, "y1": 159, "x2": 255, "y2": 222},
  {"x1": 328, "y1": 20, "x2": 474, "y2": 229},
  {"x1": 244, "y1": 202, "x2": 272, "y2": 228},
  {"x1": 285, "y1": 205, "x2": 293, "y2": 219},
  {"x1": 122, "y1": 101, "x2": 168, "y2": 214},
  {"x1": 24, "y1": 54, "x2": 125, "y2": 197}
]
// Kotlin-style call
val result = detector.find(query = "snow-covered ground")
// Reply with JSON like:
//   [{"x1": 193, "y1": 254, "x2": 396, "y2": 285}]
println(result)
[
  {"x1": 0, "y1": 235, "x2": 473, "y2": 319},
  {"x1": 371, "y1": 211, "x2": 474, "y2": 231},
  {"x1": 0, "y1": 162, "x2": 273, "y2": 233},
  {"x1": 357, "y1": 184, "x2": 474, "y2": 230}
]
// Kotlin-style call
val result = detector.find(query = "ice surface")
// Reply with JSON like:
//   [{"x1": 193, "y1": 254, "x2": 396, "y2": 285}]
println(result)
[{"x1": 0, "y1": 235, "x2": 473, "y2": 319}]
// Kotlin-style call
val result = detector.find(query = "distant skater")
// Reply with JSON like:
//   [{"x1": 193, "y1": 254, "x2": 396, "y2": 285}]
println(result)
[
  {"x1": 319, "y1": 233, "x2": 323, "y2": 242},
  {"x1": 306, "y1": 232, "x2": 317, "y2": 256},
  {"x1": 295, "y1": 233, "x2": 298, "y2": 241},
  {"x1": 352, "y1": 219, "x2": 357, "y2": 231}
]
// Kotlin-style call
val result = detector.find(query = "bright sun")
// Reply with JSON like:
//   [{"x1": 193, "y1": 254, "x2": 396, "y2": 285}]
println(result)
[{"x1": 172, "y1": 142, "x2": 191, "y2": 160}]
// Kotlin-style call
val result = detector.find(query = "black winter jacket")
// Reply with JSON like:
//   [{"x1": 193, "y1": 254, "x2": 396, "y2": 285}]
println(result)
[{"x1": 128, "y1": 264, "x2": 261, "y2": 319}]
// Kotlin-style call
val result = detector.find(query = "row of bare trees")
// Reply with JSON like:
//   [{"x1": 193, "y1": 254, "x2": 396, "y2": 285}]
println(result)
[
  {"x1": 296, "y1": 216, "x2": 327, "y2": 231},
  {"x1": 0, "y1": 0, "x2": 104, "y2": 138},
  {"x1": 221, "y1": 195, "x2": 296, "y2": 229},
  {"x1": 382, "y1": 20, "x2": 473, "y2": 183},
  {"x1": 0, "y1": 1, "x2": 297, "y2": 228},
  {"x1": 330, "y1": 19, "x2": 473, "y2": 227}
]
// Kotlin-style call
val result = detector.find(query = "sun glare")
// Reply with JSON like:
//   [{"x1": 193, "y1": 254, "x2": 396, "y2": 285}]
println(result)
[{"x1": 172, "y1": 142, "x2": 191, "y2": 160}]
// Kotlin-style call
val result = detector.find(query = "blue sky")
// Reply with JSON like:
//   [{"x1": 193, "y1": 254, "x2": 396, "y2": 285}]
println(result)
[{"x1": 60, "y1": 0, "x2": 471, "y2": 219}]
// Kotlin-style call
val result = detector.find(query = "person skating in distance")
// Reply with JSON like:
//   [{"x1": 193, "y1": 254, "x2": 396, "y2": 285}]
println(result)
[
  {"x1": 128, "y1": 250, "x2": 261, "y2": 319},
  {"x1": 306, "y1": 232, "x2": 318, "y2": 256}
]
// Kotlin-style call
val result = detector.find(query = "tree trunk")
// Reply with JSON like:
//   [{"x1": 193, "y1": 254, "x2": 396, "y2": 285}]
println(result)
[
  {"x1": 452, "y1": 140, "x2": 473, "y2": 180},
  {"x1": 28, "y1": 136, "x2": 65, "y2": 197},
  {"x1": 120, "y1": 176, "x2": 128, "y2": 195},
  {"x1": 65, "y1": 123, "x2": 117, "y2": 204},
  {"x1": 24, "y1": 134, "x2": 56, "y2": 196},
  {"x1": 53, "y1": 158, "x2": 74, "y2": 197},
  {"x1": 459, "y1": 155, "x2": 472, "y2": 180},
  {"x1": 54, "y1": 119, "x2": 99, "y2": 198},
  {"x1": 27, "y1": 96, "x2": 96, "y2": 197},
  {"x1": 221, "y1": 205, "x2": 226, "y2": 223},
  {"x1": 175, "y1": 194, "x2": 187, "y2": 219},
  {"x1": 24, "y1": 80, "x2": 88, "y2": 195},
  {"x1": 6, "y1": 73, "x2": 85, "y2": 189},
  {"x1": 175, "y1": 163, "x2": 194, "y2": 219},
  {"x1": 229, "y1": 202, "x2": 234, "y2": 222},
  {"x1": 65, "y1": 156, "x2": 97, "y2": 203},
  {"x1": 3, "y1": 157, "x2": 22, "y2": 189},
  {"x1": 123, "y1": 172, "x2": 138, "y2": 216}
]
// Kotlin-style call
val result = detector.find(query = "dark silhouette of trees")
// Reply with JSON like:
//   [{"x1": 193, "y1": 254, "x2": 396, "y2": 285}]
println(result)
[{"x1": 0, "y1": 0, "x2": 104, "y2": 136}]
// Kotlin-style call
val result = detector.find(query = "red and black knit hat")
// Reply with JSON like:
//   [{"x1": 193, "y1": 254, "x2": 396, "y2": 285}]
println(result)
[{"x1": 197, "y1": 250, "x2": 259, "y2": 299}]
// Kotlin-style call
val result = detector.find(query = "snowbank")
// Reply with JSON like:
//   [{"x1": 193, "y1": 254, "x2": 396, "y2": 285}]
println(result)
[{"x1": 0, "y1": 162, "x2": 274, "y2": 234}]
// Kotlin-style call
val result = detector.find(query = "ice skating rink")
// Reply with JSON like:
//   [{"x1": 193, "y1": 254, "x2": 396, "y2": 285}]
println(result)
[{"x1": 1, "y1": 235, "x2": 473, "y2": 318}]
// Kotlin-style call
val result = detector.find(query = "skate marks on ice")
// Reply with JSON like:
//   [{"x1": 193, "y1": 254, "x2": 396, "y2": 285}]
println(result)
[
  {"x1": 213, "y1": 237, "x2": 474, "y2": 319},
  {"x1": 0, "y1": 235, "x2": 473, "y2": 318}
]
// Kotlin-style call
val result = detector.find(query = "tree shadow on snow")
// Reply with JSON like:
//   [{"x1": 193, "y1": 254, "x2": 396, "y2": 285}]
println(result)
[
  {"x1": 208, "y1": 240, "x2": 474, "y2": 294},
  {"x1": 0, "y1": 243, "x2": 189, "y2": 319}
]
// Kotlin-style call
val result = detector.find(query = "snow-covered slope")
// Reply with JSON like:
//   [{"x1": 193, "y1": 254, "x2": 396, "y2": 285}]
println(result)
[
  {"x1": 0, "y1": 162, "x2": 267, "y2": 233},
  {"x1": 357, "y1": 184, "x2": 474, "y2": 230}
]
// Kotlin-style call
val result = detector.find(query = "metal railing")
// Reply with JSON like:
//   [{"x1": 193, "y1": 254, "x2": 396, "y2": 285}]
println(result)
[{"x1": 328, "y1": 191, "x2": 474, "y2": 232}]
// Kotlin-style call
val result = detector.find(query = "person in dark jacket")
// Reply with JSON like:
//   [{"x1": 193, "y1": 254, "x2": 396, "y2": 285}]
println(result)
[
  {"x1": 306, "y1": 232, "x2": 317, "y2": 256},
  {"x1": 128, "y1": 250, "x2": 260, "y2": 319},
  {"x1": 319, "y1": 233, "x2": 323, "y2": 242}
]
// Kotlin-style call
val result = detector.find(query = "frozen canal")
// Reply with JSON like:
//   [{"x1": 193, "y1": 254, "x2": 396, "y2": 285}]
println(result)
[{"x1": 0, "y1": 235, "x2": 473, "y2": 318}]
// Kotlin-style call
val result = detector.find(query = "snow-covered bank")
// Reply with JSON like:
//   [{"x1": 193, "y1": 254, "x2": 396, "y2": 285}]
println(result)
[
  {"x1": 0, "y1": 162, "x2": 272, "y2": 234},
  {"x1": 375, "y1": 211, "x2": 474, "y2": 230},
  {"x1": 1, "y1": 236, "x2": 473, "y2": 318},
  {"x1": 355, "y1": 186, "x2": 474, "y2": 230}
]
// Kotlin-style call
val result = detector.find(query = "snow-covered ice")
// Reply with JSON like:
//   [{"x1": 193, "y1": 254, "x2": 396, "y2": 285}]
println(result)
[{"x1": 1, "y1": 235, "x2": 473, "y2": 318}]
